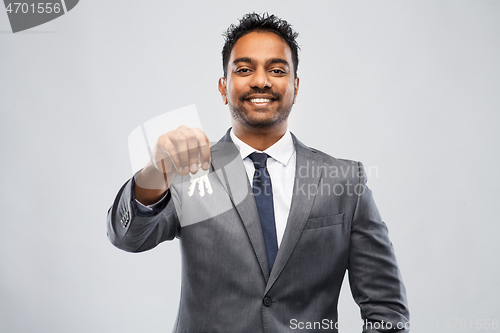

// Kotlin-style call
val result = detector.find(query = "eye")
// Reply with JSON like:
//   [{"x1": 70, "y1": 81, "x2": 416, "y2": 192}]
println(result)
[
  {"x1": 271, "y1": 69, "x2": 286, "y2": 75},
  {"x1": 236, "y1": 68, "x2": 251, "y2": 74}
]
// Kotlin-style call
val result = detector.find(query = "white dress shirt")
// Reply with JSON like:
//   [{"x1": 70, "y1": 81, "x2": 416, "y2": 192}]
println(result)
[{"x1": 230, "y1": 129, "x2": 296, "y2": 247}]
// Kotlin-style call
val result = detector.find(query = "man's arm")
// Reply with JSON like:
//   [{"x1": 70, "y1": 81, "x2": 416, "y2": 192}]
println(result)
[
  {"x1": 348, "y1": 162, "x2": 410, "y2": 332},
  {"x1": 107, "y1": 125, "x2": 210, "y2": 252},
  {"x1": 106, "y1": 174, "x2": 179, "y2": 252}
]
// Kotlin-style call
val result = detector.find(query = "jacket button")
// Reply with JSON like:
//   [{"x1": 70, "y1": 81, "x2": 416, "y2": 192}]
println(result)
[{"x1": 263, "y1": 296, "x2": 272, "y2": 307}]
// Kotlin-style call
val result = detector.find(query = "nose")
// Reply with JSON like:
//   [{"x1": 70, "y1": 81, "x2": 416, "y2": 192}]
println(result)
[{"x1": 250, "y1": 68, "x2": 272, "y2": 89}]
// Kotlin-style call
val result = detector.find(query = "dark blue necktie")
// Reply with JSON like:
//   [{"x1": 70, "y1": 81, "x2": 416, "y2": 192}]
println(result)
[{"x1": 248, "y1": 152, "x2": 278, "y2": 272}]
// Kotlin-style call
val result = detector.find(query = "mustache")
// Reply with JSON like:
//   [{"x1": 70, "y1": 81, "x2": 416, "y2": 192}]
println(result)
[{"x1": 239, "y1": 89, "x2": 281, "y2": 101}]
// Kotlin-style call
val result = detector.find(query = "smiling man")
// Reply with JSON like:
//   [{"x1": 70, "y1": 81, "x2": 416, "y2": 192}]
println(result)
[{"x1": 107, "y1": 13, "x2": 410, "y2": 332}]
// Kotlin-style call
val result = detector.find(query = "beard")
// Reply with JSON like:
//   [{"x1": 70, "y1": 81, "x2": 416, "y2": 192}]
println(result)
[{"x1": 228, "y1": 88, "x2": 294, "y2": 130}]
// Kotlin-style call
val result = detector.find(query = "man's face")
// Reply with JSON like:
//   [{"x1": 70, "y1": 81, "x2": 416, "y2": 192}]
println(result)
[{"x1": 218, "y1": 31, "x2": 299, "y2": 130}]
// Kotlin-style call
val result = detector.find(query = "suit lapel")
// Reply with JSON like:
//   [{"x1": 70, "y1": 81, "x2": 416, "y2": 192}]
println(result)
[
  {"x1": 211, "y1": 130, "x2": 270, "y2": 280},
  {"x1": 265, "y1": 134, "x2": 323, "y2": 294}
]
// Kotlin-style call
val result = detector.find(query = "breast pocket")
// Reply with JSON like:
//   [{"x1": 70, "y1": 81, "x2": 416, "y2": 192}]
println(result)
[{"x1": 304, "y1": 213, "x2": 344, "y2": 229}]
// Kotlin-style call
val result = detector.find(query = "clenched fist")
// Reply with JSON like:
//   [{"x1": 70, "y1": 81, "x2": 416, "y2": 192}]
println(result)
[{"x1": 134, "y1": 126, "x2": 211, "y2": 205}]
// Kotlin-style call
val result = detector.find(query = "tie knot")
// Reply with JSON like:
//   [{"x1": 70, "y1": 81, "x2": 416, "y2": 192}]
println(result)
[{"x1": 248, "y1": 152, "x2": 269, "y2": 169}]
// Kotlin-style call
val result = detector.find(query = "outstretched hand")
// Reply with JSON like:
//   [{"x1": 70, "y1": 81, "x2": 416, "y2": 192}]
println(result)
[{"x1": 134, "y1": 126, "x2": 211, "y2": 205}]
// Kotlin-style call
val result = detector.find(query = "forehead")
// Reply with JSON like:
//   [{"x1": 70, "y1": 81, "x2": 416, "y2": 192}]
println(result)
[{"x1": 229, "y1": 31, "x2": 292, "y2": 64}]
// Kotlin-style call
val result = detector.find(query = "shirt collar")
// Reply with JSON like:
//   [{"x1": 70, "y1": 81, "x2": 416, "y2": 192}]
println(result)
[{"x1": 229, "y1": 128, "x2": 295, "y2": 166}]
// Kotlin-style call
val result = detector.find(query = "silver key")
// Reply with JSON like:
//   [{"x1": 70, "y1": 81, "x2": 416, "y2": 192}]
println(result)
[{"x1": 188, "y1": 166, "x2": 213, "y2": 197}]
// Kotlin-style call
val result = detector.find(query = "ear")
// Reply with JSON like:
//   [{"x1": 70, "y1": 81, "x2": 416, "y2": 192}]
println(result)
[
  {"x1": 218, "y1": 77, "x2": 228, "y2": 105},
  {"x1": 293, "y1": 77, "x2": 300, "y2": 104}
]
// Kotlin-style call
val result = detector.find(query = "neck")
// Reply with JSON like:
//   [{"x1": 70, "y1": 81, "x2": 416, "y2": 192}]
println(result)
[{"x1": 232, "y1": 121, "x2": 287, "y2": 151}]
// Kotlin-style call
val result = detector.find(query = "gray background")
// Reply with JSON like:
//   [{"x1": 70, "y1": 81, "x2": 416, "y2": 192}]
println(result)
[{"x1": 1, "y1": 0, "x2": 499, "y2": 332}]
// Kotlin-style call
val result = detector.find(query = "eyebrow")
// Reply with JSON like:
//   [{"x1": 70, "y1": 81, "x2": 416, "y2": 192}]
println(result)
[
  {"x1": 232, "y1": 57, "x2": 290, "y2": 69},
  {"x1": 266, "y1": 58, "x2": 290, "y2": 68}
]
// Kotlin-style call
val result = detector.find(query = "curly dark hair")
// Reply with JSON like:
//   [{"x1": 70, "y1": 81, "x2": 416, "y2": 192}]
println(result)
[{"x1": 222, "y1": 12, "x2": 300, "y2": 78}]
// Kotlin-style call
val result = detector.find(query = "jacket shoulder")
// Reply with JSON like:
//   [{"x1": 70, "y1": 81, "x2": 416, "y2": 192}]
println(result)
[
  {"x1": 307, "y1": 146, "x2": 359, "y2": 168},
  {"x1": 291, "y1": 132, "x2": 359, "y2": 167}
]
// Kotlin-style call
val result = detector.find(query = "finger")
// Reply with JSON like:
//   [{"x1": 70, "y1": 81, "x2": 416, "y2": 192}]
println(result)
[
  {"x1": 179, "y1": 127, "x2": 201, "y2": 174},
  {"x1": 156, "y1": 135, "x2": 179, "y2": 174},
  {"x1": 195, "y1": 129, "x2": 211, "y2": 170},
  {"x1": 168, "y1": 129, "x2": 190, "y2": 175}
]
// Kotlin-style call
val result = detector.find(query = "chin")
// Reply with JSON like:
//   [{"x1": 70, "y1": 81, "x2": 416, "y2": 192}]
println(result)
[
  {"x1": 240, "y1": 115, "x2": 284, "y2": 130},
  {"x1": 230, "y1": 104, "x2": 291, "y2": 130}
]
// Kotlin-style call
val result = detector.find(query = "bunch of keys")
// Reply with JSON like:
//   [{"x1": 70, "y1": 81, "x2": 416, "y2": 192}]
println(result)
[{"x1": 188, "y1": 165, "x2": 213, "y2": 197}]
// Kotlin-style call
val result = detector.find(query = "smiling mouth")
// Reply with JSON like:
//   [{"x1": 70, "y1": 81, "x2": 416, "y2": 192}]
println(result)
[{"x1": 248, "y1": 98, "x2": 274, "y2": 104}]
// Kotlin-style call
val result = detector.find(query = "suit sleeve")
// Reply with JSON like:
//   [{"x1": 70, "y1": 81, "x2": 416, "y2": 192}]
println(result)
[
  {"x1": 106, "y1": 175, "x2": 180, "y2": 253},
  {"x1": 348, "y1": 162, "x2": 410, "y2": 332}
]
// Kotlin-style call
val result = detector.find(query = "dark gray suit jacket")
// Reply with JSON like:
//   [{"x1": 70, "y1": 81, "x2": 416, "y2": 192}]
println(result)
[{"x1": 107, "y1": 131, "x2": 409, "y2": 332}]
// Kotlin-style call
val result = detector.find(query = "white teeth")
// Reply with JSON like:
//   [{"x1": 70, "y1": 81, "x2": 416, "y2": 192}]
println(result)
[{"x1": 249, "y1": 98, "x2": 272, "y2": 103}]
